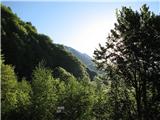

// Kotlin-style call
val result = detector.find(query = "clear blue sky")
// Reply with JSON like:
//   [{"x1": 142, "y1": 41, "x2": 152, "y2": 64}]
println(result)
[{"x1": 2, "y1": 1, "x2": 160, "y2": 57}]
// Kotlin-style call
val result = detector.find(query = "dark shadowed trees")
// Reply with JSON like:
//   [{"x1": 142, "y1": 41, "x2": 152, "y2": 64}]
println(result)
[{"x1": 94, "y1": 4, "x2": 160, "y2": 120}]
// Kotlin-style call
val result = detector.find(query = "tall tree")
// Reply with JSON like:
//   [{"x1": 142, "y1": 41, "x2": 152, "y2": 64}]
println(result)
[
  {"x1": 1, "y1": 63, "x2": 18, "y2": 120},
  {"x1": 94, "y1": 4, "x2": 160, "y2": 120},
  {"x1": 1, "y1": 56, "x2": 31, "y2": 120},
  {"x1": 31, "y1": 65, "x2": 57, "y2": 120}
]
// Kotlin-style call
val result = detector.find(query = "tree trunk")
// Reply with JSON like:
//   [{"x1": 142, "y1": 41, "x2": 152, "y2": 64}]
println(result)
[
  {"x1": 142, "y1": 79, "x2": 148, "y2": 120},
  {"x1": 135, "y1": 84, "x2": 142, "y2": 120}
]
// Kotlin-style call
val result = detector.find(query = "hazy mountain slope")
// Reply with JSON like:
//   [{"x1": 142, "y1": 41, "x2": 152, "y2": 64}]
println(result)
[
  {"x1": 1, "y1": 5, "x2": 91, "y2": 80},
  {"x1": 64, "y1": 46, "x2": 97, "y2": 72}
]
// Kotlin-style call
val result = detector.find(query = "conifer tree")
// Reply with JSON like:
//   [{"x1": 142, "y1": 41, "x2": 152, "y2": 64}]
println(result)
[{"x1": 94, "y1": 4, "x2": 160, "y2": 120}]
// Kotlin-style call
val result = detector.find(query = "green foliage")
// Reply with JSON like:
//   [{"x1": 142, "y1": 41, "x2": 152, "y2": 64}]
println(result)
[
  {"x1": 1, "y1": 60, "x2": 31, "y2": 120},
  {"x1": 64, "y1": 46, "x2": 97, "y2": 73},
  {"x1": 0, "y1": 56, "x2": 112, "y2": 120},
  {"x1": 31, "y1": 65, "x2": 57, "y2": 120},
  {"x1": 94, "y1": 4, "x2": 160, "y2": 120},
  {"x1": 17, "y1": 79, "x2": 31, "y2": 108},
  {"x1": 1, "y1": 63, "x2": 18, "y2": 115},
  {"x1": 107, "y1": 75, "x2": 135, "y2": 120},
  {"x1": 53, "y1": 66, "x2": 76, "y2": 82},
  {"x1": 2, "y1": 3, "x2": 160, "y2": 120},
  {"x1": 55, "y1": 77, "x2": 95, "y2": 120},
  {"x1": 16, "y1": 79, "x2": 32, "y2": 120},
  {"x1": 1, "y1": 4, "x2": 90, "y2": 80},
  {"x1": 92, "y1": 84, "x2": 109, "y2": 120},
  {"x1": 30, "y1": 64, "x2": 98, "y2": 120}
]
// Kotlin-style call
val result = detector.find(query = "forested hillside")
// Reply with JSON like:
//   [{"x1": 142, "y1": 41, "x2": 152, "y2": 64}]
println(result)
[
  {"x1": 64, "y1": 46, "x2": 97, "y2": 80},
  {"x1": 1, "y1": 3, "x2": 160, "y2": 120},
  {"x1": 1, "y1": 5, "x2": 93, "y2": 80},
  {"x1": 64, "y1": 46, "x2": 97, "y2": 72}
]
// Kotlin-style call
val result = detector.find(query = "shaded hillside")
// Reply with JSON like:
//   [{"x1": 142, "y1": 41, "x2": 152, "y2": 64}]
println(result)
[
  {"x1": 64, "y1": 46, "x2": 97, "y2": 72},
  {"x1": 1, "y1": 5, "x2": 90, "y2": 80}
]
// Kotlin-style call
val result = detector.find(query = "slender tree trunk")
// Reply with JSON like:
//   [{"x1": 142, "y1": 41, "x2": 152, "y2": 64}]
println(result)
[
  {"x1": 142, "y1": 79, "x2": 148, "y2": 120},
  {"x1": 135, "y1": 84, "x2": 142, "y2": 120},
  {"x1": 134, "y1": 67, "x2": 143, "y2": 120},
  {"x1": 142, "y1": 65, "x2": 148, "y2": 120}
]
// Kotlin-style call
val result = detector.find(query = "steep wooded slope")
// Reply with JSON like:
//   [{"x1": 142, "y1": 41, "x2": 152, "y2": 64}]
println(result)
[{"x1": 1, "y1": 5, "x2": 90, "y2": 80}]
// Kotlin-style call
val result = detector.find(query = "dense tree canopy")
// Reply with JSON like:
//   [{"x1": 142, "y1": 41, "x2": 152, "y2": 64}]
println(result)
[
  {"x1": 94, "y1": 4, "x2": 160, "y2": 120},
  {"x1": 1, "y1": 3, "x2": 160, "y2": 120},
  {"x1": 1, "y1": 4, "x2": 93, "y2": 80},
  {"x1": 1, "y1": 57, "x2": 31, "y2": 120},
  {"x1": 1, "y1": 56, "x2": 107, "y2": 120}
]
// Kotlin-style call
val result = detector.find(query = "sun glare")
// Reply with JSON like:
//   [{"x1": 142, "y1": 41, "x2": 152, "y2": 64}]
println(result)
[{"x1": 68, "y1": 17, "x2": 116, "y2": 57}]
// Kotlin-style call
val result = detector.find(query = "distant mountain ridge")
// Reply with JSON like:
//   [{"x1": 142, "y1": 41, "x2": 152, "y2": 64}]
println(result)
[{"x1": 64, "y1": 46, "x2": 97, "y2": 72}]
